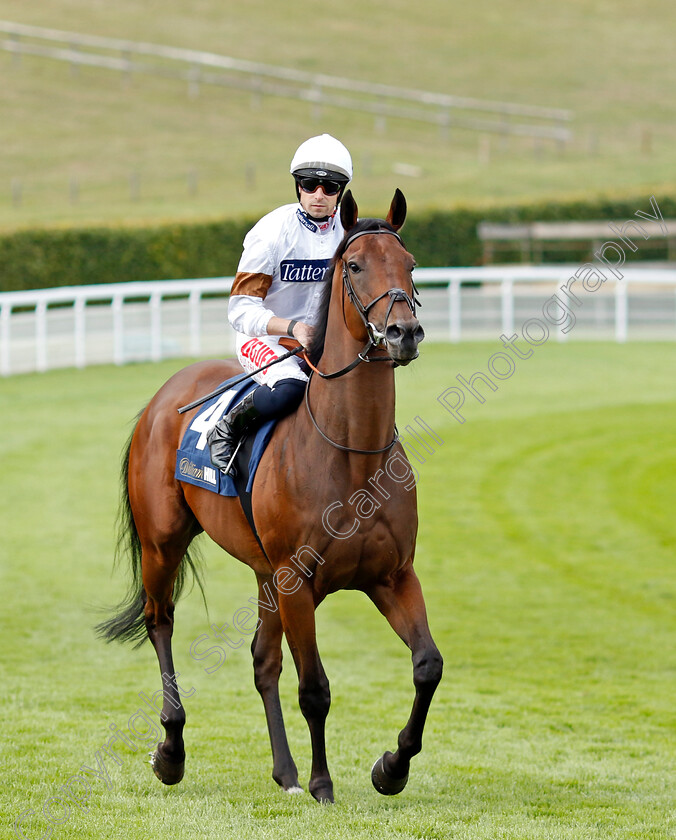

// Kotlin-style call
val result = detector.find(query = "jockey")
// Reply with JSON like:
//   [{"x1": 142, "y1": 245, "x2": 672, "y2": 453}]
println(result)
[{"x1": 207, "y1": 133, "x2": 352, "y2": 473}]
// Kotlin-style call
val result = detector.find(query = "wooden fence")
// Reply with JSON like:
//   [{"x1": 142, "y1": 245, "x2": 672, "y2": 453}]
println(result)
[
  {"x1": 0, "y1": 20, "x2": 573, "y2": 143},
  {"x1": 478, "y1": 220, "x2": 676, "y2": 263}
]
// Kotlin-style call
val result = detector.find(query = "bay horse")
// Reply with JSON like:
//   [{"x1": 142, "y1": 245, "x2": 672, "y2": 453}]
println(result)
[{"x1": 97, "y1": 189, "x2": 443, "y2": 803}]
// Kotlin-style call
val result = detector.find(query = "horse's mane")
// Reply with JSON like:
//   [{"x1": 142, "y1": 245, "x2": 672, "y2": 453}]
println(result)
[{"x1": 305, "y1": 217, "x2": 401, "y2": 366}]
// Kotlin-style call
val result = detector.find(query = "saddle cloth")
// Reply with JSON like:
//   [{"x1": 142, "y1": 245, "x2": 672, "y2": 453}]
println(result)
[{"x1": 175, "y1": 377, "x2": 276, "y2": 497}]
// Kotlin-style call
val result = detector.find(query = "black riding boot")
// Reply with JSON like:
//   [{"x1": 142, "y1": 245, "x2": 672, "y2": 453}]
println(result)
[{"x1": 207, "y1": 391, "x2": 259, "y2": 474}]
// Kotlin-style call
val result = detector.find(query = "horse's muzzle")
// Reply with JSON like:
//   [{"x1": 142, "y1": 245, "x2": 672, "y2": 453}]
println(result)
[{"x1": 384, "y1": 319, "x2": 425, "y2": 365}]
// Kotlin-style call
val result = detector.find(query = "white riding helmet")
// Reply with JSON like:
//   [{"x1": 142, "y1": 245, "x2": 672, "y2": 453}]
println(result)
[{"x1": 290, "y1": 134, "x2": 353, "y2": 183}]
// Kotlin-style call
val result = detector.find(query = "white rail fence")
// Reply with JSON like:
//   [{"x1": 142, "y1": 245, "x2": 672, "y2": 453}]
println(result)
[
  {"x1": 1, "y1": 266, "x2": 676, "y2": 376},
  {"x1": 0, "y1": 20, "x2": 573, "y2": 143}
]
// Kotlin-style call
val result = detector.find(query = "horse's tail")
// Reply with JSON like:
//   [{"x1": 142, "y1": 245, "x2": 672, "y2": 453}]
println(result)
[{"x1": 95, "y1": 418, "x2": 205, "y2": 648}]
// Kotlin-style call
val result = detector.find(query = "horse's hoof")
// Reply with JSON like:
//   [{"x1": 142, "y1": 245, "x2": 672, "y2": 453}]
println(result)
[
  {"x1": 309, "y1": 782, "x2": 335, "y2": 804},
  {"x1": 371, "y1": 752, "x2": 408, "y2": 795},
  {"x1": 149, "y1": 744, "x2": 185, "y2": 785},
  {"x1": 273, "y1": 766, "x2": 301, "y2": 792}
]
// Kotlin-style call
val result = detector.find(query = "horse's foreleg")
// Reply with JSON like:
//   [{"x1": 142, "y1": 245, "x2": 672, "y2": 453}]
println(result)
[
  {"x1": 367, "y1": 565, "x2": 443, "y2": 795},
  {"x1": 251, "y1": 575, "x2": 301, "y2": 793},
  {"x1": 278, "y1": 585, "x2": 333, "y2": 804},
  {"x1": 143, "y1": 547, "x2": 188, "y2": 785}
]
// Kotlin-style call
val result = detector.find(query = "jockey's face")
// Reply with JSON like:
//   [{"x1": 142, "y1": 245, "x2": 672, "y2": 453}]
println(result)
[{"x1": 298, "y1": 183, "x2": 339, "y2": 220}]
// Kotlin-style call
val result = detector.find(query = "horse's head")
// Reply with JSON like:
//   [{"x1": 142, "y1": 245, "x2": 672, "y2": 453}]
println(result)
[{"x1": 339, "y1": 190, "x2": 424, "y2": 366}]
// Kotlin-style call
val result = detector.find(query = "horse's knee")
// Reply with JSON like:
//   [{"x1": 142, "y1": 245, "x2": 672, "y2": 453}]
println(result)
[
  {"x1": 412, "y1": 646, "x2": 443, "y2": 691},
  {"x1": 298, "y1": 677, "x2": 331, "y2": 721}
]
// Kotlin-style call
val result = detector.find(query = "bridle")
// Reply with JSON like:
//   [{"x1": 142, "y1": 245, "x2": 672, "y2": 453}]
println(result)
[
  {"x1": 303, "y1": 226, "x2": 421, "y2": 455},
  {"x1": 303, "y1": 227, "x2": 420, "y2": 380}
]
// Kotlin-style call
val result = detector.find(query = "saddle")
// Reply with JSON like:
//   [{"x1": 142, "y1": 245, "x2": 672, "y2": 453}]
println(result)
[{"x1": 175, "y1": 378, "x2": 277, "y2": 534}]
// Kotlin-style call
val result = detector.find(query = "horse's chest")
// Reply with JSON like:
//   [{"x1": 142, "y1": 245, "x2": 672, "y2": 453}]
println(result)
[
  {"x1": 271, "y1": 486, "x2": 416, "y2": 592},
  {"x1": 255, "y1": 435, "x2": 417, "y2": 587}
]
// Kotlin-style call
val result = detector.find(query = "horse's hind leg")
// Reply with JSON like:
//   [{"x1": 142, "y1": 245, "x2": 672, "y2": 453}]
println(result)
[
  {"x1": 367, "y1": 565, "x2": 443, "y2": 795},
  {"x1": 251, "y1": 574, "x2": 301, "y2": 793},
  {"x1": 142, "y1": 540, "x2": 191, "y2": 785}
]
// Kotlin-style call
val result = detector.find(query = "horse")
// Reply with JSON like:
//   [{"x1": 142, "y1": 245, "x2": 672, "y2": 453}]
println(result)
[{"x1": 97, "y1": 189, "x2": 443, "y2": 804}]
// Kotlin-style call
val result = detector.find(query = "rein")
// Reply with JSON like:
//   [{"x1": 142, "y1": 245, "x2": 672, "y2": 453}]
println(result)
[{"x1": 304, "y1": 370, "x2": 399, "y2": 455}]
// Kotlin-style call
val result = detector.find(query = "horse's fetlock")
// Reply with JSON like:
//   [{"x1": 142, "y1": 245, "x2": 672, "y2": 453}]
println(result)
[
  {"x1": 397, "y1": 731, "x2": 422, "y2": 758},
  {"x1": 298, "y1": 682, "x2": 331, "y2": 720},
  {"x1": 162, "y1": 710, "x2": 186, "y2": 733}
]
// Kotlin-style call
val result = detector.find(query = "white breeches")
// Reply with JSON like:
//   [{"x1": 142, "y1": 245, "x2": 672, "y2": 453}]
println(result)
[{"x1": 235, "y1": 334, "x2": 308, "y2": 387}]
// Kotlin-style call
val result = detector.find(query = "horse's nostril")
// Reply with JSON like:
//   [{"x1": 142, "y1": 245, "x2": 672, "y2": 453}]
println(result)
[
  {"x1": 385, "y1": 322, "x2": 424, "y2": 348},
  {"x1": 385, "y1": 324, "x2": 405, "y2": 344}
]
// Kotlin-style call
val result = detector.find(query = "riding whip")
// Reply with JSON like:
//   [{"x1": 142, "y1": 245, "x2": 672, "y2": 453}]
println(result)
[{"x1": 177, "y1": 346, "x2": 304, "y2": 414}]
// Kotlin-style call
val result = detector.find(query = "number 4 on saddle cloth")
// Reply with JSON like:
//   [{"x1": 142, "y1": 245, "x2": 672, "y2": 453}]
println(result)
[{"x1": 175, "y1": 377, "x2": 276, "y2": 500}]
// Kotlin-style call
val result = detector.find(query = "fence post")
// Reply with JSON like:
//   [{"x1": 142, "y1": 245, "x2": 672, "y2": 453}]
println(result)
[
  {"x1": 188, "y1": 64, "x2": 200, "y2": 98},
  {"x1": 189, "y1": 289, "x2": 201, "y2": 357},
  {"x1": 9, "y1": 32, "x2": 21, "y2": 67},
  {"x1": 187, "y1": 168, "x2": 198, "y2": 196},
  {"x1": 74, "y1": 297, "x2": 86, "y2": 368},
  {"x1": 1, "y1": 303, "x2": 10, "y2": 376},
  {"x1": 129, "y1": 171, "x2": 140, "y2": 201},
  {"x1": 69, "y1": 42, "x2": 80, "y2": 78},
  {"x1": 123, "y1": 50, "x2": 133, "y2": 86},
  {"x1": 500, "y1": 278, "x2": 514, "y2": 335},
  {"x1": 556, "y1": 318, "x2": 569, "y2": 343},
  {"x1": 615, "y1": 282, "x2": 628, "y2": 343},
  {"x1": 439, "y1": 110, "x2": 451, "y2": 141},
  {"x1": 36, "y1": 300, "x2": 48, "y2": 372},
  {"x1": 310, "y1": 85, "x2": 322, "y2": 121},
  {"x1": 449, "y1": 280, "x2": 461, "y2": 343},
  {"x1": 478, "y1": 135, "x2": 490, "y2": 165},
  {"x1": 150, "y1": 292, "x2": 162, "y2": 361},
  {"x1": 11, "y1": 178, "x2": 22, "y2": 208},
  {"x1": 113, "y1": 295, "x2": 124, "y2": 365},
  {"x1": 374, "y1": 100, "x2": 387, "y2": 134},
  {"x1": 250, "y1": 76, "x2": 262, "y2": 110}
]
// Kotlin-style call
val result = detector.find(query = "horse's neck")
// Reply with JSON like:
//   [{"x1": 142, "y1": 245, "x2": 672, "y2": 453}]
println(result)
[{"x1": 309, "y1": 322, "x2": 397, "y2": 457}]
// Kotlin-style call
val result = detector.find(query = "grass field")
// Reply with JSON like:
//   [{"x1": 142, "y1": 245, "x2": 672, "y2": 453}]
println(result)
[
  {"x1": 1, "y1": 0, "x2": 675, "y2": 230},
  {"x1": 1, "y1": 342, "x2": 675, "y2": 839}
]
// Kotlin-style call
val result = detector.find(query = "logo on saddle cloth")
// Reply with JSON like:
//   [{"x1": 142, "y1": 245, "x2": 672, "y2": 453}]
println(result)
[
  {"x1": 279, "y1": 259, "x2": 329, "y2": 283},
  {"x1": 178, "y1": 457, "x2": 218, "y2": 487}
]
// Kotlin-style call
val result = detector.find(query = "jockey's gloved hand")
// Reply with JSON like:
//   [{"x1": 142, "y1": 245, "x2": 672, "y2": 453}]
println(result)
[{"x1": 290, "y1": 321, "x2": 315, "y2": 349}]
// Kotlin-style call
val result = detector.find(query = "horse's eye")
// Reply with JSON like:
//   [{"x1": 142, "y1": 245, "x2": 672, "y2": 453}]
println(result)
[{"x1": 348, "y1": 262, "x2": 361, "y2": 274}]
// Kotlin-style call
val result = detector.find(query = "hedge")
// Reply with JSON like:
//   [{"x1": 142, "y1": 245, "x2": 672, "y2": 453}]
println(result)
[
  {"x1": 0, "y1": 218, "x2": 254, "y2": 293},
  {"x1": 1, "y1": 194, "x2": 674, "y2": 292},
  {"x1": 403, "y1": 194, "x2": 676, "y2": 268}
]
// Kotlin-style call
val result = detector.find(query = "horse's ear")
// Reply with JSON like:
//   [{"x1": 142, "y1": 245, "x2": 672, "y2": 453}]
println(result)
[
  {"x1": 386, "y1": 188, "x2": 407, "y2": 232},
  {"x1": 340, "y1": 190, "x2": 359, "y2": 232}
]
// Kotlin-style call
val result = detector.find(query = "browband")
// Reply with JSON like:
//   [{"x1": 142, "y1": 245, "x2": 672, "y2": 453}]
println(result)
[{"x1": 342, "y1": 227, "x2": 403, "y2": 251}]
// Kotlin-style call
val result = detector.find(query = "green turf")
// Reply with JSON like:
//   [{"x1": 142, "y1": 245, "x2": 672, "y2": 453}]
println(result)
[
  {"x1": 1, "y1": 0, "x2": 675, "y2": 230},
  {"x1": 1, "y1": 342, "x2": 675, "y2": 839}
]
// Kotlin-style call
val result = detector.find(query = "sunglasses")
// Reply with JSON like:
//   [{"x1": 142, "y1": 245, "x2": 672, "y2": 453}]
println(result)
[{"x1": 296, "y1": 176, "x2": 343, "y2": 196}]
